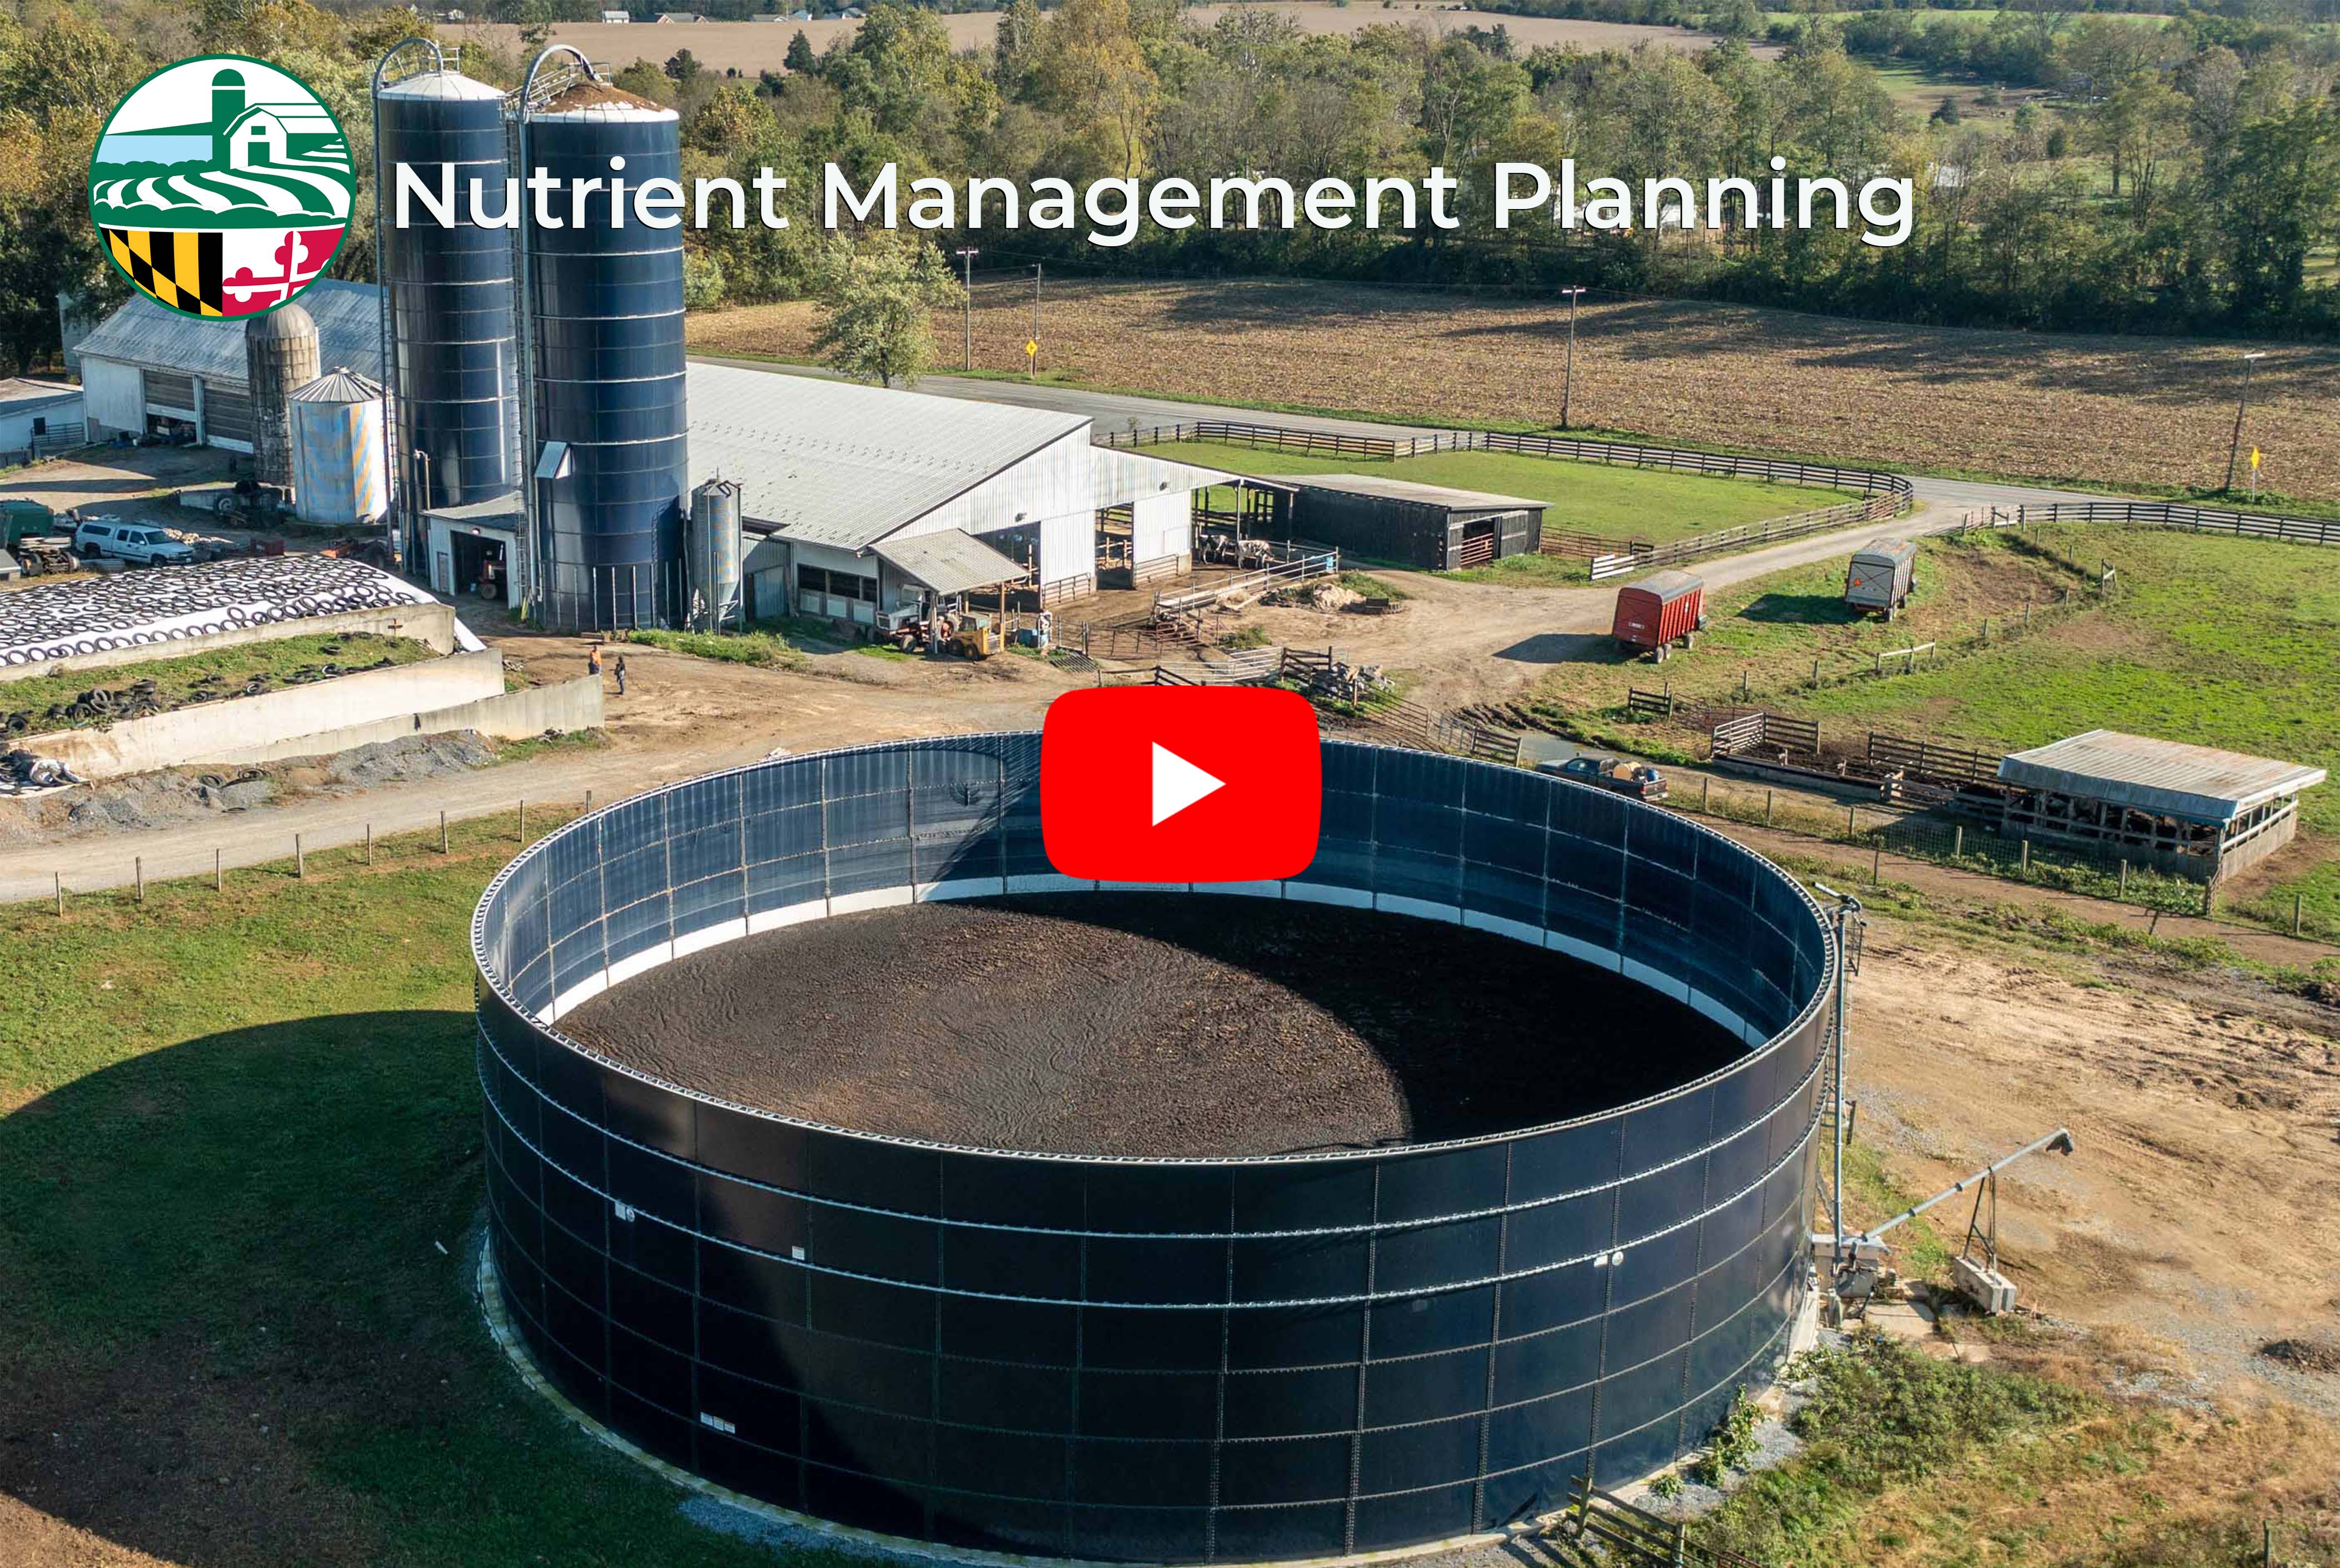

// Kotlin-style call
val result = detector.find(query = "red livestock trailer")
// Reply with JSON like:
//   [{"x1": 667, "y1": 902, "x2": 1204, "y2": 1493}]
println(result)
[{"x1": 1611, "y1": 570, "x2": 1706, "y2": 659}]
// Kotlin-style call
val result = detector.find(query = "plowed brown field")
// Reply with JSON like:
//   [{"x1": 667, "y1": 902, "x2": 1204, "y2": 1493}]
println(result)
[{"x1": 688, "y1": 278, "x2": 2340, "y2": 500}]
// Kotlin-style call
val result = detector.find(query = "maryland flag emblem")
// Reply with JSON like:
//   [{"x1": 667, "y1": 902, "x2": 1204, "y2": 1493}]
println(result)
[
  {"x1": 102, "y1": 226, "x2": 342, "y2": 318},
  {"x1": 89, "y1": 55, "x2": 354, "y2": 318}
]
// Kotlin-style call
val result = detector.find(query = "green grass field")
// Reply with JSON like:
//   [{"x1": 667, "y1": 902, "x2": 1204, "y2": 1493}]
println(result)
[
  {"x1": 1169, "y1": 441, "x2": 1857, "y2": 556},
  {"x1": 0, "y1": 819, "x2": 800, "y2": 1566},
  {"x1": 1521, "y1": 525, "x2": 2340, "y2": 937},
  {"x1": 0, "y1": 633, "x2": 436, "y2": 729}
]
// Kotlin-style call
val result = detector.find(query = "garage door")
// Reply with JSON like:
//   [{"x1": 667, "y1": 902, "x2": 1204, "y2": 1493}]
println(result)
[
  {"x1": 142, "y1": 370, "x2": 196, "y2": 414},
  {"x1": 203, "y1": 386, "x2": 253, "y2": 445}
]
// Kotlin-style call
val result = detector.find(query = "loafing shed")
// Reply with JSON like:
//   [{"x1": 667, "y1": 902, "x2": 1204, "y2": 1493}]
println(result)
[{"x1": 1271, "y1": 474, "x2": 1547, "y2": 570}]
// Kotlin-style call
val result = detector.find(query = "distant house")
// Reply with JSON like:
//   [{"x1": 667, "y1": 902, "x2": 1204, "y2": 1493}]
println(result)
[
  {"x1": 653, "y1": 9, "x2": 705, "y2": 19},
  {"x1": 599, "y1": 8, "x2": 630, "y2": 19}
]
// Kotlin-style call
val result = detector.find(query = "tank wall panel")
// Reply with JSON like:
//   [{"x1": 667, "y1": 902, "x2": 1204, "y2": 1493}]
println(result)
[{"x1": 477, "y1": 737, "x2": 1830, "y2": 1562}]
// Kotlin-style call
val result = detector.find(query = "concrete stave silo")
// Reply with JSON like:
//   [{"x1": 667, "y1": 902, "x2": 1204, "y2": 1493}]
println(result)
[{"x1": 245, "y1": 305, "x2": 319, "y2": 492}]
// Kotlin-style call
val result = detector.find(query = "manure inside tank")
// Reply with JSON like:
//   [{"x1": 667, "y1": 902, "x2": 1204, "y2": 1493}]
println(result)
[{"x1": 557, "y1": 894, "x2": 1745, "y2": 1158}]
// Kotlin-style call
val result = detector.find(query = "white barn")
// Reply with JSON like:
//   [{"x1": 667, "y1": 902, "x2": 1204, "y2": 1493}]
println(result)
[
  {"x1": 686, "y1": 365, "x2": 1230, "y2": 626},
  {"x1": 71, "y1": 279, "x2": 381, "y2": 454}
]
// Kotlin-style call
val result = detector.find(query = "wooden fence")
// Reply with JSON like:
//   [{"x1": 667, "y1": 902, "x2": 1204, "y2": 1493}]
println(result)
[
  {"x1": 1094, "y1": 416, "x2": 1919, "y2": 581},
  {"x1": 1962, "y1": 499, "x2": 2340, "y2": 548},
  {"x1": 1866, "y1": 731, "x2": 2003, "y2": 787},
  {"x1": 1555, "y1": 1477, "x2": 1773, "y2": 1568},
  {"x1": 1711, "y1": 711, "x2": 1819, "y2": 758}
]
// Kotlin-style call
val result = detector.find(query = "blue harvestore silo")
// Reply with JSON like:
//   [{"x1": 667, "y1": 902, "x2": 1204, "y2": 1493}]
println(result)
[
  {"x1": 516, "y1": 54, "x2": 689, "y2": 630},
  {"x1": 372, "y1": 47, "x2": 524, "y2": 580}
]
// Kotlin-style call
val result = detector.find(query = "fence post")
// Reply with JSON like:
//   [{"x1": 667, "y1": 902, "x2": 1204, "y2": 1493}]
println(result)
[
  {"x1": 366, "y1": 823, "x2": 374, "y2": 865},
  {"x1": 2203, "y1": 882, "x2": 2215, "y2": 918},
  {"x1": 585, "y1": 789, "x2": 594, "y2": 811},
  {"x1": 1873, "y1": 838, "x2": 1883, "y2": 884},
  {"x1": 136, "y1": 857, "x2": 145, "y2": 903},
  {"x1": 1954, "y1": 825, "x2": 1964, "y2": 859},
  {"x1": 1702, "y1": 776, "x2": 1711, "y2": 812},
  {"x1": 1812, "y1": 658, "x2": 1821, "y2": 687},
  {"x1": 1765, "y1": 790, "x2": 1774, "y2": 825},
  {"x1": 2020, "y1": 838, "x2": 2030, "y2": 873},
  {"x1": 216, "y1": 848, "x2": 223, "y2": 892},
  {"x1": 54, "y1": 872, "x2": 63, "y2": 918},
  {"x1": 519, "y1": 799, "x2": 527, "y2": 843},
  {"x1": 2119, "y1": 860, "x2": 2129, "y2": 896},
  {"x1": 2296, "y1": 893, "x2": 2304, "y2": 937},
  {"x1": 440, "y1": 810, "x2": 450, "y2": 854},
  {"x1": 1740, "y1": 669, "x2": 1750, "y2": 701},
  {"x1": 296, "y1": 833, "x2": 305, "y2": 879}
]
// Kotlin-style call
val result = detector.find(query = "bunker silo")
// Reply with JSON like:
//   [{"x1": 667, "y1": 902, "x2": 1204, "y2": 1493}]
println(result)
[
  {"x1": 289, "y1": 370, "x2": 390, "y2": 526},
  {"x1": 686, "y1": 477, "x2": 743, "y2": 631},
  {"x1": 372, "y1": 45, "x2": 522, "y2": 570},
  {"x1": 516, "y1": 51, "x2": 689, "y2": 630},
  {"x1": 245, "y1": 305, "x2": 319, "y2": 492}
]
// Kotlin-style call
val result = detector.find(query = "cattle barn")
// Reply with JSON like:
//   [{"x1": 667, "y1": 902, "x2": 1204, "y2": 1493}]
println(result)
[
  {"x1": 1994, "y1": 729, "x2": 2326, "y2": 882},
  {"x1": 1265, "y1": 474, "x2": 1547, "y2": 570}
]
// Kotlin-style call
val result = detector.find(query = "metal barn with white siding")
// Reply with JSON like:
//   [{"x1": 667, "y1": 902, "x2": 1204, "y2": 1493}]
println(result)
[
  {"x1": 0, "y1": 379, "x2": 85, "y2": 461},
  {"x1": 71, "y1": 281, "x2": 382, "y2": 454}
]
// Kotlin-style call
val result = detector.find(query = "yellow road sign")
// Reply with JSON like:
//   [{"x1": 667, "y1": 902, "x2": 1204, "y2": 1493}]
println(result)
[
  {"x1": 1025, "y1": 339, "x2": 1038, "y2": 358},
  {"x1": 2250, "y1": 447, "x2": 2262, "y2": 469}
]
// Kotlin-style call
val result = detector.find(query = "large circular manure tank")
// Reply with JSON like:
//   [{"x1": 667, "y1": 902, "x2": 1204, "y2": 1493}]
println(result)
[{"x1": 472, "y1": 736, "x2": 1833, "y2": 1562}]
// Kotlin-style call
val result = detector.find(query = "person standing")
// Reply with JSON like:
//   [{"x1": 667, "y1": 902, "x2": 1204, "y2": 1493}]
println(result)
[
  {"x1": 614, "y1": 654, "x2": 628, "y2": 696},
  {"x1": 588, "y1": 644, "x2": 604, "y2": 679}
]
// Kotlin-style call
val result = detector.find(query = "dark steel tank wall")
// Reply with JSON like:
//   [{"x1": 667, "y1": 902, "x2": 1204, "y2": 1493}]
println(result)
[
  {"x1": 376, "y1": 88, "x2": 520, "y2": 516},
  {"x1": 522, "y1": 110, "x2": 689, "y2": 630},
  {"x1": 472, "y1": 738, "x2": 1830, "y2": 1562}
]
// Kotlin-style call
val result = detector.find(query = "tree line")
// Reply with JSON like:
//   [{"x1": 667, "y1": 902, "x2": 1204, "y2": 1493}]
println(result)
[{"x1": 1, "y1": 0, "x2": 2334, "y2": 376}]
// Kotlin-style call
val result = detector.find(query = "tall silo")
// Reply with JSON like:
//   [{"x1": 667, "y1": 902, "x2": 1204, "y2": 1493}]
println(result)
[
  {"x1": 686, "y1": 477, "x2": 742, "y2": 631},
  {"x1": 517, "y1": 52, "x2": 689, "y2": 630},
  {"x1": 245, "y1": 305, "x2": 318, "y2": 492},
  {"x1": 288, "y1": 369, "x2": 390, "y2": 527},
  {"x1": 373, "y1": 45, "x2": 522, "y2": 574}
]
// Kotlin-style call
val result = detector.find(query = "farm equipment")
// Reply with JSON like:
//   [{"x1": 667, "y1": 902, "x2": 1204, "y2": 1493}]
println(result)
[
  {"x1": 947, "y1": 611, "x2": 1002, "y2": 660},
  {"x1": 1845, "y1": 538, "x2": 1919, "y2": 619},
  {"x1": 1545, "y1": 754, "x2": 1669, "y2": 802},
  {"x1": 213, "y1": 480, "x2": 294, "y2": 527},
  {"x1": 1611, "y1": 570, "x2": 1707, "y2": 660},
  {"x1": 1825, "y1": 1127, "x2": 2075, "y2": 1321},
  {"x1": 2, "y1": 499, "x2": 77, "y2": 576}
]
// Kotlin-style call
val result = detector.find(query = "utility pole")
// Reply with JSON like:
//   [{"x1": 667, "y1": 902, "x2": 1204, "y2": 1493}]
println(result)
[
  {"x1": 1029, "y1": 263, "x2": 1043, "y2": 382},
  {"x1": 2224, "y1": 350, "x2": 2266, "y2": 494},
  {"x1": 1557, "y1": 286, "x2": 1587, "y2": 430},
  {"x1": 953, "y1": 247, "x2": 979, "y2": 371}
]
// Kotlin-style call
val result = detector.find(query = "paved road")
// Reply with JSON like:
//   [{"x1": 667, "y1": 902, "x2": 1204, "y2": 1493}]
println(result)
[{"x1": 690, "y1": 357, "x2": 2114, "y2": 514}]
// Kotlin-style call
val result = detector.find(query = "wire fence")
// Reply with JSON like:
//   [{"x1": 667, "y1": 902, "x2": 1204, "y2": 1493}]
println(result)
[{"x1": 1660, "y1": 771, "x2": 2336, "y2": 945}]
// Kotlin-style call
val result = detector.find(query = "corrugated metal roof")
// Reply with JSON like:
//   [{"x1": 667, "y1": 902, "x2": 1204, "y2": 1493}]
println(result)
[
  {"x1": 1281, "y1": 474, "x2": 1549, "y2": 512},
  {"x1": 290, "y1": 369, "x2": 384, "y2": 404},
  {"x1": 1850, "y1": 537, "x2": 1918, "y2": 564},
  {"x1": 74, "y1": 279, "x2": 383, "y2": 389},
  {"x1": 1998, "y1": 729, "x2": 2326, "y2": 823},
  {"x1": 0, "y1": 377, "x2": 83, "y2": 412},
  {"x1": 872, "y1": 529, "x2": 1028, "y2": 595},
  {"x1": 1089, "y1": 445, "x2": 1236, "y2": 509},
  {"x1": 684, "y1": 364, "x2": 1090, "y2": 550}
]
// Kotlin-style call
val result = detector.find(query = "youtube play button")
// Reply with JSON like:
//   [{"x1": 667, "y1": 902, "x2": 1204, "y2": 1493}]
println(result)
[{"x1": 1042, "y1": 688, "x2": 1322, "y2": 883}]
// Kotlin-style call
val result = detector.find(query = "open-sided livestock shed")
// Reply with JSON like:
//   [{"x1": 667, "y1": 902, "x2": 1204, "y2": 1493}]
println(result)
[
  {"x1": 1275, "y1": 474, "x2": 1546, "y2": 570},
  {"x1": 1995, "y1": 729, "x2": 2326, "y2": 882}
]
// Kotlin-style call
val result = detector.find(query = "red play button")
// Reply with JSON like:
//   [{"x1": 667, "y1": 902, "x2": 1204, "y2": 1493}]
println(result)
[{"x1": 1041, "y1": 687, "x2": 1322, "y2": 883}]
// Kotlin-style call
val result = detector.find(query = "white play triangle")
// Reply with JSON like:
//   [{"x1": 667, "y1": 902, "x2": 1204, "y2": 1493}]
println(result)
[{"x1": 1150, "y1": 742, "x2": 1225, "y2": 827}]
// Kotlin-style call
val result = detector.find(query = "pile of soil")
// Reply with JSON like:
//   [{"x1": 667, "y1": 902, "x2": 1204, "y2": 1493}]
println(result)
[
  {"x1": 2260, "y1": 1337, "x2": 2340, "y2": 1375},
  {"x1": 559, "y1": 893, "x2": 1745, "y2": 1158}
]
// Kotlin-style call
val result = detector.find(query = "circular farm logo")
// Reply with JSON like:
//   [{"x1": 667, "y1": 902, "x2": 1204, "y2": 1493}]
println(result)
[{"x1": 87, "y1": 54, "x2": 354, "y2": 318}]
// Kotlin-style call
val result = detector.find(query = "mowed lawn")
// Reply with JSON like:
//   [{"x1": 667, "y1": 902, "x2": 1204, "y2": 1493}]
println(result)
[
  {"x1": 1170, "y1": 440, "x2": 1855, "y2": 579},
  {"x1": 0, "y1": 819, "x2": 795, "y2": 1567}
]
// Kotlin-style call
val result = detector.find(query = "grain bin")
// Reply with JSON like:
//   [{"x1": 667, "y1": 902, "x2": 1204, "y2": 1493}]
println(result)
[
  {"x1": 516, "y1": 51, "x2": 689, "y2": 630},
  {"x1": 245, "y1": 305, "x2": 319, "y2": 491},
  {"x1": 373, "y1": 46, "x2": 524, "y2": 566},
  {"x1": 1611, "y1": 569, "x2": 1706, "y2": 658},
  {"x1": 686, "y1": 477, "x2": 743, "y2": 631},
  {"x1": 288, "y1": 370, "x2": 390, "y2": 526},
  {"x1": 1844, "y1": 537, "x2": 1918, "y2": 618}
]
